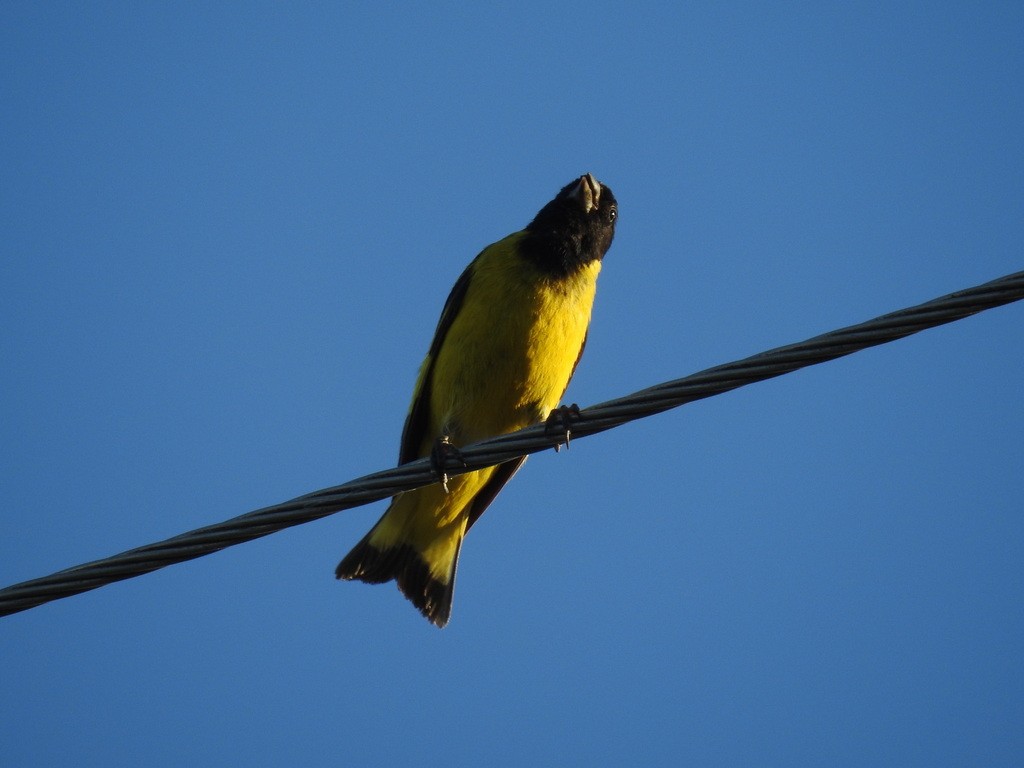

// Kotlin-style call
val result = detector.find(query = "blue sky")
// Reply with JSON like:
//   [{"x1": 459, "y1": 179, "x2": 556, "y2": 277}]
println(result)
[{"x1": 2, "y1": 3, "x2": 1022, "y2": 765}]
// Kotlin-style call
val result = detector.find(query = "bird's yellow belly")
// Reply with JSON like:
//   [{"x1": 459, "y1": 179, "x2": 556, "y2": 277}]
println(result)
[
  {"x1": 372, "y1": 248, "x2": 602, "y2": 582},
  {"x1": 429, "y1": 258, "x2": 600, "y2": 445}
]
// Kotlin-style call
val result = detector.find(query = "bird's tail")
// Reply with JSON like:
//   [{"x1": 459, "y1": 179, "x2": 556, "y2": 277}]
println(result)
[{"x1": 335, "y1": 512, "x2": 463, "y2": 628}]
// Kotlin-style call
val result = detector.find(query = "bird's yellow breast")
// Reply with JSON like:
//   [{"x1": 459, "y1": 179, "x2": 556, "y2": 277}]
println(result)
[
  {"x1": 427, "y1": 232, "x2": 601, "y2": 447},
  {"x1": 372, "y1": 232, "x2": 602, "y2": 578}
]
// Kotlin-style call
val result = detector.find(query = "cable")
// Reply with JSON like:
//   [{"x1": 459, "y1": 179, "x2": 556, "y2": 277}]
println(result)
[{"x1": 1, "y1": 269, "x2": 1022, "y2": 618}]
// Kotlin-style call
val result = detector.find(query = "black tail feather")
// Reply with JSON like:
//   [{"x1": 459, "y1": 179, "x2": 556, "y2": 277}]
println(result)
[{"x1": 336, "y1": 536, "x2": 458, "y2": 628}]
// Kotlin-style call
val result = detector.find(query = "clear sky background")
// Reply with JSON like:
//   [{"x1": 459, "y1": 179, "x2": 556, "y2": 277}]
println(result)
[{"x1": 2, "y1": 3, "x2": 1022, "y2": 766}]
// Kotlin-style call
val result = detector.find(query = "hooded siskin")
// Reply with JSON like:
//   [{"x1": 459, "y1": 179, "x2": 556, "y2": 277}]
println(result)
[{"x1": 336, "y1": 173, "x2": 618, "y2": 627}]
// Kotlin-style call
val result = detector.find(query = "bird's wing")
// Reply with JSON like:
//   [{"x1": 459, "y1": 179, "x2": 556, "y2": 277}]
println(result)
[
  {"x1": 398, "y1": 260, "x2": 476, "y2": 466},
  {"x1": 465, "y1": 456, "x2": 527, "y2": 531}
]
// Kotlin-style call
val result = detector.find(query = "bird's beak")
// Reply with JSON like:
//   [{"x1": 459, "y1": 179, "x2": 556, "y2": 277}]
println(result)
[{"x1": 568, "y1": 173, "x2": 602, "y2": 213}]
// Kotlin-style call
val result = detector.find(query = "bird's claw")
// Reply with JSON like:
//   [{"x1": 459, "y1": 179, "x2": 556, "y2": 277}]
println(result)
[
  {"x1": 430, "y1": 435, "x2": 466, "y2": 492},
  {"x1": 546, "y1": 403, "x2": 582, "y2": 452}
]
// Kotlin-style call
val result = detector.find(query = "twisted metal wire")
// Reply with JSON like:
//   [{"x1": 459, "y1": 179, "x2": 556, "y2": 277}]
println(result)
[{"x1": 2, "y1": 269, "x2": 1022, "y2": 618}]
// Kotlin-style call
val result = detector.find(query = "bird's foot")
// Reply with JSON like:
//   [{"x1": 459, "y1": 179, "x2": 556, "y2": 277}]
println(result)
[
  {"x1": 430, "y1": 435, "x2": 466, "y2": 493},
  {"x1": 546, "y1": 403, "x2": 582, "y2": 452}
]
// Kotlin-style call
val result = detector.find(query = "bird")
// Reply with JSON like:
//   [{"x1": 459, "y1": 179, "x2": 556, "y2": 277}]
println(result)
[{"x1": 336, "y1": 173, "x2": 618, "y2": 627}]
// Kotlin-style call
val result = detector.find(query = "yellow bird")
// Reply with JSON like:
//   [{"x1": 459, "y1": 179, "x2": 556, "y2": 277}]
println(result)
[{"x1": 336, "y1": 174, "x2": 618, "y2": 627}]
